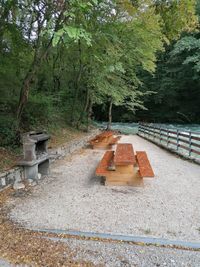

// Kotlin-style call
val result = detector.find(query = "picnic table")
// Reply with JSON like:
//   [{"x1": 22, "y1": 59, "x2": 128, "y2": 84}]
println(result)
[
  {"x1": 89, "y1": 131, "x2": 121, "y2": 149},
  {"x1": 96, "y1": 143, "x2": 154, "y2": 186}
]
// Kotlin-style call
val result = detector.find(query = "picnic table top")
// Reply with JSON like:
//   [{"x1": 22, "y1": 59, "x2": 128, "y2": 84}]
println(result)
[
  {"x1": 96, "y1": 131, "x2": 114, "y2": 139},
  {"x1": 114, "y1": 143, "x2": 136, "y2": 166}
]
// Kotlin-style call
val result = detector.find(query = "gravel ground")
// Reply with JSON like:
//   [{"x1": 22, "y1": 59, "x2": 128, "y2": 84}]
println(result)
[
  {"x1": 9, "y1": 135, "x2": 200, "y2": 242},
  {"x1": 0, "y1": 259, "x2": 27, "y2": 267},
  {"x1": 1, "y1": 238, "x2": 200, "y2": 267},
  {"x1": 46, "y1": 237, "x2": 200, "y2": 267}
]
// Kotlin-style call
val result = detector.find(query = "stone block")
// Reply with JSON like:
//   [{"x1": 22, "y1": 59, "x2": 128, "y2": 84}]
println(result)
[{"x1": 13, "y1": 182, "x2": 25, "y2": 190}]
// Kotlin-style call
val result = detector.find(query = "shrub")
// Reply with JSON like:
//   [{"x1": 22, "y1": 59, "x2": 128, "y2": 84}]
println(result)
[{"x1": 0, "y1": 115, "x2": 18, "y2": 147}]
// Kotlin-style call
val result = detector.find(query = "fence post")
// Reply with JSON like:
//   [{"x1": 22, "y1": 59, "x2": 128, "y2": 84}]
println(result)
[
  {"x1": 167, "y1": 129, "x2": 169, "y2": 147},
  {"x1": 148, "y1": 125, "x2": 150, "y2": 139},
  {"x1": 159, "y1": 127, "x2": 162, "y2": 143},
  {"x1": 176, "y1": 129, "x2": 179, "y2": 151},
  {"x1": 189, "y1": 131, "x2": 192, "y2": 157}
]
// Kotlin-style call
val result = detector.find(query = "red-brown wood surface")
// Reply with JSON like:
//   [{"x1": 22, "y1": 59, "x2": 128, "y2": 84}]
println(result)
[
  {"x1": 96, "y1": 131, "x2": 114, "y2": 138},
  {"x1": 114, "y1": 143, "x2": 135, "y2": 166},
  {"x1": 136, "y1": 151, "x2": 154, "y2": 177},
  {"x1": 110, "y1": 136, "x2": 121, "y2": 145},
  {"x1": 90, "y1": 131, "x2": 114, "y2": 144},
  {"x1": 96, "y1": 151, "x2": 114, "y2": 175}
]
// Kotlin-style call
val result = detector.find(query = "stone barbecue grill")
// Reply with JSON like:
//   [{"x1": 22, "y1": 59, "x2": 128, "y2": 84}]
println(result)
[{"x1": 18, "y1": 131, "x2": 50, "y2": 181}]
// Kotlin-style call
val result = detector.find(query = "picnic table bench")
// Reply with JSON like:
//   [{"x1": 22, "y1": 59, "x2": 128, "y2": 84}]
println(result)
[
  {"x1": 96, "y1": 143, "x2": 154, "y2": 186},
  {"x1": 89, "y1": 131, "x2": 121, "y2": 149}
]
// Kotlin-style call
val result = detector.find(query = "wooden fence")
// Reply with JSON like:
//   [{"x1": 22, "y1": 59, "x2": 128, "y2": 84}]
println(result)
[{"x1": 138, "y1": 123, "x2": 200, "y2": 162}]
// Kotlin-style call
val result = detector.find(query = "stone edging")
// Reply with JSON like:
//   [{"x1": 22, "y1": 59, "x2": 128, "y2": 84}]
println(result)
[
  {"x1": 0, "y1": 129, "x2": 99, "y2": 191},
  {"x1": 0, "y1": 167, "x2": 23, "y2": 191},
  {"x1": 49, "y1": 129, "x2": 100, "y2": 162}
]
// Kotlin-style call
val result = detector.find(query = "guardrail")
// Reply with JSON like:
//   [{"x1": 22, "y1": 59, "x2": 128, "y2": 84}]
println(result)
[{"x1": 138, "y1": 123, "x2": 200, "y2": 163}]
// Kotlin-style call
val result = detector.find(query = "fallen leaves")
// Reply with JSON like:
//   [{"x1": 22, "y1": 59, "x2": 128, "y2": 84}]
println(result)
[{"x1": 0, "y1": 188, "x2": 94, "y2": 267}]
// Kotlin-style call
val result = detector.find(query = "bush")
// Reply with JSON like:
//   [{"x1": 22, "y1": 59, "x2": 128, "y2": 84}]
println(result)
[
  {"x1": 22, "y1": 93, "x2": 55, "y2": 128},
  {"x1": 0, "y1": 115, "x2": 18, "y2": 147}
]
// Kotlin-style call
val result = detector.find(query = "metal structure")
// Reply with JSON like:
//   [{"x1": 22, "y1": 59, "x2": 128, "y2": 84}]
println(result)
[{"x1": 138, "y1": 123, "x2": 200, "y2": 163}]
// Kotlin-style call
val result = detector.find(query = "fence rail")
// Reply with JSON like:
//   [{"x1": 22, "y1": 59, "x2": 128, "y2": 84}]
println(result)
[{"x1": 138, "y1": 123, "x2": 200, "y2": 163}]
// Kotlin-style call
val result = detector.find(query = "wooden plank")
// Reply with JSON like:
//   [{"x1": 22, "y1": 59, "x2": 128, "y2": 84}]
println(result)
[
  {"x1": 168, "y1": 130, "x2": 177, "y2": 135},
  {"x1": 168, "y1": 140, "x2": 177, "y2": 146},
  {"x1": 136, "y1": 151, "x2": 154, "y2": 177},
  {"x1": 192, "y1": 142, "x2": 200, "y2": 149},
  {"x1": 106, "y1": 165, "x2": 143, "y2": 187},
  {"x1": 96, "y1": 131, "x2": 114, "y2": 138},
  {"x1": 179, "y1": 133, "x2": 190, "y2": 138},
  {"x1": 179, "y1": 144, "x2": 189, "y2": 151},
  {"x1": 178, "y1": 138, "x2": 190, "y2": 144},
  {"x1": 91, "y1": 135, "x2": 114, "y2": 149},
  {"x1": 90, "y1": 131, "x2": 113, "y2": 144},
  {"x1": 96, "y1": 151, "x2": 114, "y2": 176},
  {"x1": 191, "y1": 149, "x2": 200, "y2": 155},
  {"x1": 109, "y1": 136, "x2": 121, "y2": 145},
  {"x1": 114, "y1": 143, "x2": 136, "y2": 166},
  {"x1": 191, "y1": 136, "x2": 200, "y2": 142}
]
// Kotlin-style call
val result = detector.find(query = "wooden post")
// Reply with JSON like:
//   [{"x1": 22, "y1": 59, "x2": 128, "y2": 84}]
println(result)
[
  {"x1": 189, "y1": 131, "x2": 192, "y2": 157},
  {"x1": 138, "y1": 124, "x2": 141, "y2": 135},
  {"x1": 176, "y1": 129, "x2": 179, "y2": 151},
  {"x1": 159, "y1": 127, "x2": 162, "y2": 143}
]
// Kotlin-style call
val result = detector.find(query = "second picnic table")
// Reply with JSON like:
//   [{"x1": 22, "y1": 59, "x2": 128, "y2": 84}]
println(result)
[{"x1": 89, "y1": 131, "x2": 120, "y2": 149}]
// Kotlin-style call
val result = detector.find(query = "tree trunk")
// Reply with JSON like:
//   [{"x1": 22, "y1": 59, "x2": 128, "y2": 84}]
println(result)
[
  {"x1": 86, "y1": 98, "x2": 93, "y2": 132},
  {"x1": 16, "y1": 38, "x2": 52, "y2": 123},
  {"x1": 76, "y1": 88, "x2": 90, "y2": 129},
  {"x1": 107, "y1": 99, "x2": 113, "y2": 130},
  {"x1": 16, "y1": 65, "x2": 38, "y2": 121},
  {"x1": 70, "y1": 40, "x2": 83, "y2": 125},
  {"x1": 16, "y1": 3, "x2": 66, "y2": 125}
]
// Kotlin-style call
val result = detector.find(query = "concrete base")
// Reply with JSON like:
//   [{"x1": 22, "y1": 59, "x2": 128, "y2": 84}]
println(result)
[
  {"x1": 24, "y1": 164, "x2": 38, "y2": 180},
  {"x1": 24, "y1": 159, "x2": 50, "y2": 181},
  {"x1": 38, "y1": 159, "x2": 50, "y2": 176}
]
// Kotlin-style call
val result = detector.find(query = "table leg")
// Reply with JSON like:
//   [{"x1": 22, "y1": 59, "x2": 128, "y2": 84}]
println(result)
[{"x1": 105, "y1": 165, "x2": 143, "y2": 186}]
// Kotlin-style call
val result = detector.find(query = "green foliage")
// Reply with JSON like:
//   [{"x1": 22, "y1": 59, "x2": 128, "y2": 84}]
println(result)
[
  {"x1": 22, "y1": 93, "x2": 56, "y2": 128},
  {"x1": 154, "y1": 0, "x2": 198, "y2": 41},
  {"x1": 0, "y1": 115, "x2": 18, "y2": 147},
  {"x1": 135, "y1": 31, "x2": 200, "y2": 123},
  {"x1": 170, "y1": 35, "x2": 200, "y2": 73},
  {"x1": 0, "y1": 0, "x2": 199, "y2": 147}
]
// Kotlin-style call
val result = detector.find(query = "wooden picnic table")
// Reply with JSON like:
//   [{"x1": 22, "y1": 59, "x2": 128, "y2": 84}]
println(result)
[
  {"x1": 90, "y1": 131, "x2": 120, "y2": 149},
  {"x1": 97, "y1": 131, "x2": 113, "y2": 138},
  {"x1": 114, "y1": 143, "x2": 136, "y2": 166},
  {"x1": 96, "y1": 142, "x2": 154, "y2": 186},
  {"x1": 100, "y1": 143, "x2": 142, "y2": 186}
]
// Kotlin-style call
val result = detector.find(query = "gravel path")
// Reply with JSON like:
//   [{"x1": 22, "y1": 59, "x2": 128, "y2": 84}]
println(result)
[
  {"x1": 1, "y1": 238, "x2": 200, "y2": 267},
  {"x1": 10, "y1": 135, "x2": 200, "y2": 242},
  {"x1": 46, "y1": 237, "x2": 200, "y2": 267}
]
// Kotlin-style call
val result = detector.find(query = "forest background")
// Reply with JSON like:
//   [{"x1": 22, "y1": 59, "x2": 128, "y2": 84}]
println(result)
[{"x1": 0, "y1": 0, "x2": 200, "y2": 150}]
